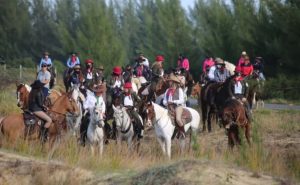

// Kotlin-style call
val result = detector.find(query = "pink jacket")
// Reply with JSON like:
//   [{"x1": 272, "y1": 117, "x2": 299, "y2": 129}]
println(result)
[
  {"x1": 177, "y1": 58, "x2": 190, "y2": 71},
  {"x1": 237, "y1": 57, "x2": 244, "y2": 67},
  {"x1": 202, "y1": 58, "x2": 215, "y2": 73}
]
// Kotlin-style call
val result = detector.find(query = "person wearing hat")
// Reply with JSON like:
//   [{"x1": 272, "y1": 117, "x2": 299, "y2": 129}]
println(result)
[
  {"x1": 68, "y1": 64, "x2": 84, "y2": 88},
  {"x1": 28, "y1": 80, "x2": 52, "y2": 142},
  {"x1": 137, "y1": 52, "x2": 149, "y2": 67},
  {"x1": 66, "y1": 52, "x2": 80, "y2": 69},
  {"x1": 207, "y1": 58, "x2": 217, "y2": 82},
  {"x1": 82, "y1": 59, "x2": 96, "y2": 88},
  {"x1": 177, "y1": 54, "x2": 190, "y2": 71},
  {"x1": 133, "y1": 58, "x2": 151, "y2": 88},
  {"x1": 39, "y1": 51, "x2": 52, "y2": 70},
  {"x1": 228, "y1": 68, "x2": 251, "y2": 119},
  {"x1": 80, "y1": 84, "x2": 107, "y2": 145},
  {"x1": 237, "y1": 51, "x2": 247, "y2": 67},
  {"x1": 253, "y1": 57, "x2": 265, "y2": 81},
  {"x1": 120, "y1": 82, "x2": 143, "y2": 138},
  {"x1": 94, "y1": 65, "x2": 105, "y2": 85},
  {"x1": 162, "y1": 73, "x2": 186, "y2": 139},
  {"x1": 213, "y1": 58, "x2": 231, "y2": 83},
  {"x1": 37, "y1": 62, "x2": 51, "y2": 97},
  {"x1": 240, "y1": 56, "x2": 253, "y2": 78},
  {"x1": 202, "y1": 55, "x2": 215, "y2": 74},
  {"x1": 106, "y1": 66, "x2": 124, "y2": 108},
  {"x1": 151, "y1": 55, "x2": 165, "y2": 77}
]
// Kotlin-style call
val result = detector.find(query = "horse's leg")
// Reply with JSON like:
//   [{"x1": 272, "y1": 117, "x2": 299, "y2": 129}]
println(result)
[
  {"x1": 157, "y1": 137, "x2": 166, "y2": 156},
  {"x1": 166, "y1": 137, "x2": 172, "y2": 159},
  {"x1": 201, "y1": 104, "x2": 207, "y2": 132},
  {"x1": 179, "y1": 138, "x2": 185, "y2": 155},
  {"x1": 90, "y1": 143, "x2": 95, "y2": 156},
  {"x1": 127, "y1": 135, "x2": 133, "y2": 152},
  {"x1": 208, "y1": 108, "x2": 213, "y2": 132},
  {"x1": 245, "y1": 124, "x2": 251, "y2": 146},
  {"x1": 228, "y1": 131, "x2": 234, "y2": 149}
]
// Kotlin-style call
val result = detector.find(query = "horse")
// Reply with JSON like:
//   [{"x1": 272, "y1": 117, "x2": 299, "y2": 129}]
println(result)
[
  {"x1": 221, "y1": 99, "x2": 251, "y2": 148},
  {"x1": 0, "y1": 92, "x2": 79, "y2": 146},
  {"x1": 16, "y1": 83, "x2": 62, "y2": 109},
  {"x1": 112, "y1": 105, "x2": 143, "y2": 152},
  {"x1": 200, "y1": 76, "x2": 234, "y2": 132},
  {"x1": 246, "y1": 75, "x2": 265, "y2": 110},
  {"x1": 66, "y1": 84, "x2": 85, "y2": 137},
  {"x1": 16, "y1": 83, "x2": 31, "y2": 110},
  {"x1": 190, "y1": 82, "x2": 202, "y2": 105},
  {"x1": 86, "y1": 105, "x2": 105, "y2": 156},
  {"x1": 145, "y1": 102, "x2": 200, "y2": 159},
  {"x1": 63, "y1": 69, "x2": 84, "y2": 92}
]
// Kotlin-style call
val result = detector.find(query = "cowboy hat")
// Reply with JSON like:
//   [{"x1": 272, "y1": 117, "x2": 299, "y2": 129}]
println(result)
[
  {"x1": 98, "y1": 65, "x2": 104, "y2": 70},
  {"x1": 215, "y1": 57, "x2": 225, "y2": 65},
  {"x1": 31, "y1": 80, "x2": 44, "y2": 89},
  {"x1": 241, "y1": 51, "x2": 247, "y2": 56},
  {"x1": 73, "y1": 64, "x2": 81, "y2": 69},
  {"x1": 167, "y1": 73, "x2": 181, "y2": 83}
]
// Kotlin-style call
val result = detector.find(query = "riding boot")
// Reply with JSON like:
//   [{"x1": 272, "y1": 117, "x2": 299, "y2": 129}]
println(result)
[{"x1": 41, "y1": 127, "x2": 49, "y2": 143}]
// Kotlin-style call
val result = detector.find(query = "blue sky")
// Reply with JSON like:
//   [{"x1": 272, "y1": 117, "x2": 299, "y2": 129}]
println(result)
[{"x1": 180, "y1": 0, "x2": 196, "y2": 10}]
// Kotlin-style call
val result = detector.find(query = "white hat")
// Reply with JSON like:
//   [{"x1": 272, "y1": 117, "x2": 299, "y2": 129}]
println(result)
[{"x1": 241, "y1": 51, "x2": 247, "y2": 55}]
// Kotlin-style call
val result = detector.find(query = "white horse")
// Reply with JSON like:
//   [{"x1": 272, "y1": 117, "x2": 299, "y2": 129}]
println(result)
[
  {"x1": 112, "y1": 105, "x2": 143, "y2": 152},
  {"x1": 145, "y1": 102, "x2": 200, "y2": 159},
  {"x1": 86, "y1": 105, "x2": 105, "y2": 156},
  {"x1": 224, "y1": 61, "x2": 236, "y2": 76},
  {"x1": 66, "y1": 84, "x2": 85, "y2": 137}
]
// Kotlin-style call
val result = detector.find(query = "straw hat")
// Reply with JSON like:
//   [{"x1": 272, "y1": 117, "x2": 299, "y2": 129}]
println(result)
[{"x1": 167, "y1": 73, "x2": 181, "y2": 83}]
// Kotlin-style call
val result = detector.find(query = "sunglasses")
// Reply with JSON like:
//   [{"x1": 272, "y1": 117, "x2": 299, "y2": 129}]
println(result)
[{"x1": 42, "y1": 65, "x2": 47, "y2": 67}]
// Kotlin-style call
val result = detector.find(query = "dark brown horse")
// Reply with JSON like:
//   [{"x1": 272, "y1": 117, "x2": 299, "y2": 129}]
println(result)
[
  {"x1": 0, "y1": 92, "x2": 79, "y2": 146},
  {"x1": 221, "y1": 99, "x2": 251, "y2": 148},
  {"x1": 200, "y1": 76, "x2": 234, "y2": 132}
]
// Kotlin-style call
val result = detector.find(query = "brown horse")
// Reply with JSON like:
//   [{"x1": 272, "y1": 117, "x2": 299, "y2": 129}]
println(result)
[
  {"x1": 190, "y1": 82, "x2": 202, "y2": 105},
  {"x1": 221, "y1": 99, "x2": 251, "y2": 148},
  {"x1": 16, "y1": 83, "x2": 62, "y2": 109},
  {"x1": 0, "y1": 92, "x2": 79, "y2": 146}
]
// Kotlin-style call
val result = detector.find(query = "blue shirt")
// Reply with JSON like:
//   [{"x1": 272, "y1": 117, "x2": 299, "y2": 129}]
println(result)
[
  {"x1": 39, "y1": 58, "x2": 52, "y2": 69},
  {"x1": 67, "y1": 57, "x2": 80, "y2": 68}
]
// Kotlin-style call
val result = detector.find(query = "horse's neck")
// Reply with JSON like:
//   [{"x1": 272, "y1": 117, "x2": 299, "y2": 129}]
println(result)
[
  {"x1": 153, "y1": 103, "x2": 168, "y2": 122},
  {"x1": 50, "y1": 96, "x2": 68, "y2": 114},
  {"x1": 121, "y1": 109, "x2": 130, "y2": 129}
]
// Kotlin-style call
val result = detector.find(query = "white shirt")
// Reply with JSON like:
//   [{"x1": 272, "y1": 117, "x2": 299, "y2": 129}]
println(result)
[
  {"x1": 163, "y1": 88, "x2": 185, "y2": 106},
  {"x1": 234, "y1": 81, "x2": 243, "y2": 94},
  {"x1": 124, "y1": 95, "x2": 134, "y2": 107},
  {"x1": 208, "y1": 65, "x2": 216, "y2": 81},
  {"x1": 141, "y1": 58, "x2": 149, "y2": 67},
  {"x1": 83, "y1": 93, "x2": 106, "y2": 113},
  {"x1": 113, "y1": 80, "x2": 122, "y2": 88}
]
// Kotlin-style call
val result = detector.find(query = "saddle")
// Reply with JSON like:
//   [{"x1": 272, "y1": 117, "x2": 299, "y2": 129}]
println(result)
[
  {"x1": 167, "y1": 105, "x2": 192, "y2": 125},
  {"x1": 23, "y1": 110, "x2": 42, "y2": 136}
]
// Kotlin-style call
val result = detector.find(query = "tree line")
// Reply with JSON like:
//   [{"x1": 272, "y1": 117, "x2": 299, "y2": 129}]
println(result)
[{"x1": 0, "y1": 0, "x2": 299, "y2": 77}]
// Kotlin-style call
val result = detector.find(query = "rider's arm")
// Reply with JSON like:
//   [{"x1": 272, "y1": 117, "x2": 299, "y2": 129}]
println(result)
[
  {"x1": 208, "y1": 66, "x2": 215, "y2": 81},
  {"x1": 76, "y1": 57, "x2": 80, "y2": 64},
  {"x1": 67, "y1": 58, "x2": 72, "y2": 68},
  {"x1": 173, "y1": 88, "x2": 185, "y2": 105},
  {"x1": 37, "y1": 92, "x2": 45, "y2": 109},
  {"x1": 228, "y1": 80, "x2": 234, "y2": 98},
  {"x1": 162, "y1": 91, "x2": 168, "y2": 106},
  {"x1": 244, "y1": 82, "x2": 249, "y2": 98}
]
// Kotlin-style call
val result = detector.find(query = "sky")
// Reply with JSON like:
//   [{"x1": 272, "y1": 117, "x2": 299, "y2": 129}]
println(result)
[{"x1": 180, "y1": 0, "x2": 196, "y2": 10}]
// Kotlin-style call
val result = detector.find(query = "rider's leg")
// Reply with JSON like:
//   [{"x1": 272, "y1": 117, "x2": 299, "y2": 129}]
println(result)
[
  {"x1": 175, "y1": 106, "x2": 185, "y2": 139},
  {"x1": 80, "y1": 112, "x2": 90, "y2": 146},
  {"x1": 33, "y1": 111, "x2": 52, "y2": 142},
  {"x1": 131, "y1": 110, "x2": 143, "y2": 138}
]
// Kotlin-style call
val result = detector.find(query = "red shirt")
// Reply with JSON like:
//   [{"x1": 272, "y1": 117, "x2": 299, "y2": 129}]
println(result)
[{"x1": 241, "y1": 63, "x2": 253, "y2": 77}]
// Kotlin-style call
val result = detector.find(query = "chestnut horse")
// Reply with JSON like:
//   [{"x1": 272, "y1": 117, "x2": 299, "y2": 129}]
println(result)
[
  {"x1": 190, "y1": 82, "x2": 202, "y2": 105},
  {"x1": 221, "y1": 99, "x2": 251, "y2": 148},
  {"x1": 0, "y1": 92, "x2": 79, "y2": 145},
  {"x1": 16, "y1": 83, "x2": 62, "y2": 110}
]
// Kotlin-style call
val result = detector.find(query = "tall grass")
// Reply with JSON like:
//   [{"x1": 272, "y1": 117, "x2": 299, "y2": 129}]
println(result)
[{"x1": 0, "y1": 84, "x2": 299, "y2": 183}]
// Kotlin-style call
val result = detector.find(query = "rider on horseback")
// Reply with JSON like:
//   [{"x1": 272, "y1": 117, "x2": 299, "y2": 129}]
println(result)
[
  {"x1": 37, "y1": 63, "x2": 51, "y2": 97},
  {"x1": 121, "y1": 82, "x2": 144, "y2": 138},
  {"x1": 123, "y1": 64, "x2": 133, "y2": 83},
  {"x1": 253, "y1": 57, "x2": 266, "y2": 81},
  {"x1": 28, "y1": 80, "x2": 52, "y2": 142},
  {"x1": 39, "y1": 51, "x2": 52, "y2": 70},
  {"x1": 83, "y1": 58, "x2": 96, "y2": 88},
  {"x1": 240, "y1": 55, "x2": 253, "y2": 78},
  {"x1": 213, "y1": 58, "x2": 231, "y2": 83},
  {"x1": 94, "y1": 65, "x2": 105, "y2": 85},
  {"x1": 149, "y1": 55, "x2": 164, "y2": 100},
  {"x1": 67, "y1": 52, "x2": 80, "y2": 69},
  {"x1": 177, "y1": 54, "x2": 190, "y2": 71},
  {"x1": 163, "y1": 74, "x2": 186, "y2": 139},
  {"x1": 202, "y1": 55, "x2": 215, "y2": 74},
  {"x1": 133, "y1": 57, "x2": 151, "y2": 88},
  {"x1": 228, "y1": 68, "x2": 252, "y2": 120},
  {"x1": 237, "y1": 51, "x2": 247, "y2": 67}
]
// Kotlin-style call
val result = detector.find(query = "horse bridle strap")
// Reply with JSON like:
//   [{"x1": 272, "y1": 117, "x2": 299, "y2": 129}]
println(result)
[{"x1": 121, "y1": 122, "x2": 131, "y2": 134}]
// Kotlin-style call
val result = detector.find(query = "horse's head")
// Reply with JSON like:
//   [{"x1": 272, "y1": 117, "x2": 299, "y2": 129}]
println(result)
[
  {"x1": 91, "y1": 105, "x2": 105, "y2": 128},
  {"x1": 60, "y1": 92, "x2": 80, "y2": 116},
  {"x1": 145, "y1": 101, "x2": 155, "y2": 128},
  {"x1": 190, "y1": 82, "x2": 201, "y2": 98},
  {"x1": 112, "y1": 104, "x2": 127, "y2": 129},
  {"x1": 16, "y1": 83, "x2": 31, "y2": 109}
]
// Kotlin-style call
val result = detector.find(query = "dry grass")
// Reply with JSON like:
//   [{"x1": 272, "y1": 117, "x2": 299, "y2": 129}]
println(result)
[{"x1": 0, "y1": 83, "x2": 299, "y2": 183}]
